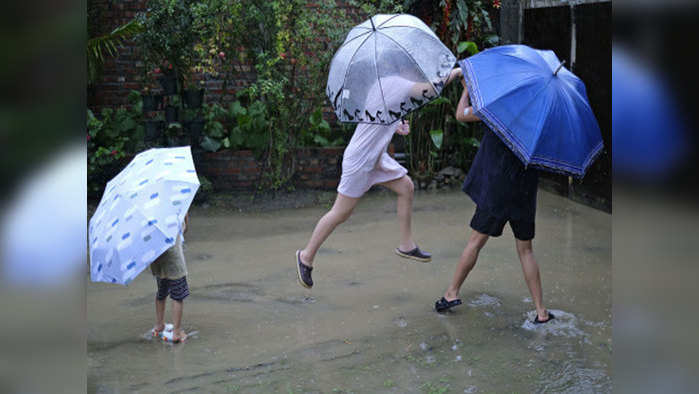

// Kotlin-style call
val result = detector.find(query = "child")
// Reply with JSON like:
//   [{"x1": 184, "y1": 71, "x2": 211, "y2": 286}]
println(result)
[
  {"x1": 434, "y1": 77, "x2": 554, "y2": 324},
  {"x1": 295, "y1": 68, "x2": 464, "y2": 289},
  {"x1": 151, "y1": 214, "x2": 190, "y2": 342}
]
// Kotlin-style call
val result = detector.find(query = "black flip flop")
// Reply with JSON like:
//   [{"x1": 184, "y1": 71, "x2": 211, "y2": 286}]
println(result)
[
  {"x1": 435, "y1": 297, "x2": 462, "y2": 313},
  {"x1": 533, "y1": 312, "x2": 555, "y2": 324}
]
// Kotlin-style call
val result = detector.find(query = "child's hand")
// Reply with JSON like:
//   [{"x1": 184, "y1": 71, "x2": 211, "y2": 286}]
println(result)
[{"x1": 395, "y1": 120, "x2": 410, "y2": 136}]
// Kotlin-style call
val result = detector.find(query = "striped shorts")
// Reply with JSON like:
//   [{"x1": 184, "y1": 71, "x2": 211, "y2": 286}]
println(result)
[{"x1": 156, "y1": 276, "x2": 189, "y2": 301}]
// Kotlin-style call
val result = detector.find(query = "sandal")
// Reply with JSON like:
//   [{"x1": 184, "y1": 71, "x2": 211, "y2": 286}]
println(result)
[
  {"x1": 162, "y1": 330, "x2": 188, "y2": 343},
  {"x1": 533, "y1": 312, "x2": 555, "y2": 324},
  {"x1": 435, "y1": 297, "x2": 462, "y2": 313},
  {"x1": 296, "y1": 250, "x2": 314, "y2": 289},
  {"x1": 395, "y1": 246, "x2": 432, "y2": 262}
]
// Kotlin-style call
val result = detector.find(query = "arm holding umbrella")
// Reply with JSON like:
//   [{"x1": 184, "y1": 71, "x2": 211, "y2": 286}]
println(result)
[
  {"x1": 404, "y1": 67, "x2": 463, "y2": 98},
  {"x1": 455, "y1": 83, "x2": 480, "y2": 123},
  {"x1": 445, "y1": 67, "x2": 462, "y2": 86}
]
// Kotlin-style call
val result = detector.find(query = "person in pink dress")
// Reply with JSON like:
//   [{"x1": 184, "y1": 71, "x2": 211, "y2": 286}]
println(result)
[{"x1": 295, "y1": 68, "x2": 463, "y2": 289}]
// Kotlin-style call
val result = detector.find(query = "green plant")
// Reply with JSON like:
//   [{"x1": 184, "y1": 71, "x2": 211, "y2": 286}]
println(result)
[
  {"x1": 227, "y1": 98, "x2": 269, "y2": 154},
  {"x1": 200, "y1": 102, "x2": 227, "y2": 152},
  {"x1": 135, "y1": 0, "x2": 201, "y2": 86},
  {"x1": 87, "y1": 18, "x2": 143, "y2": 84},
  {"x1": 299, "y1": 108, "x2": 343, "y2": 147},
  {"x1": 457, "y1": 40, "x2": 480, "y2": 56},
  {"x1": 87, "y1": 91, "x2": 146, "y2": 196},
  {"x1": 199, "y1": 98, "x2": 270, "y2": 154}
]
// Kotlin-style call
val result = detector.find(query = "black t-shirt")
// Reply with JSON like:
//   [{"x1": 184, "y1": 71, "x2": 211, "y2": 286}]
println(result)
[{"x1": 462, "y1": 125, "x2": 539, "y2": 222}]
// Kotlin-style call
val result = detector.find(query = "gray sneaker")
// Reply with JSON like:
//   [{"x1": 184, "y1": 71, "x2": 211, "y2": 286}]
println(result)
[{"x1": 295, "y1": 250, "x2": 313, "y2": 289}]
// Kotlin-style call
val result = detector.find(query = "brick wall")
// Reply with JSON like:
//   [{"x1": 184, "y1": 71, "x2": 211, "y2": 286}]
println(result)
[
  {"x1": 195, "y1": 147, "x2": 344, "y2": 191},
  {"x1": 294, "y1": 147, "x2": 344, "y2": 189}
]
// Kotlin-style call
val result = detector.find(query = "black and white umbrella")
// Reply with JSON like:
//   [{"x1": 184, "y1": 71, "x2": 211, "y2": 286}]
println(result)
[{"x1": 326, "y1": 14, "x2": 456, "y2": 125}]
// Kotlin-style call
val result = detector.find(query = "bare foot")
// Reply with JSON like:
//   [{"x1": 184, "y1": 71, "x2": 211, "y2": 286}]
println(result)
[
  {"x1": 299, "y1": 249, "x2": 313, "y2": 267},
  {"x1": 172, "y1": 329, "x2": 188, "y2": 343},
  {"x1": 398, "y1": 241, "x2": 417, "y2": 252},
  {"x1": 444, "y1": 290, "x2": 459, "y2": 302}
]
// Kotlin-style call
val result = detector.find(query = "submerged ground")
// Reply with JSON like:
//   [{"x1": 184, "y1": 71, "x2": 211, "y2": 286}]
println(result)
[{"x1": 88, "y1": 188, "x2": 611, "y2": 393}]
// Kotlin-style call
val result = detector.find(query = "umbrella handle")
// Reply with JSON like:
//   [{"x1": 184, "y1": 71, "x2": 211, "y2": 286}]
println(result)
[{"x1": 554, "y1": 60, "x2": 566, "y2": 76}]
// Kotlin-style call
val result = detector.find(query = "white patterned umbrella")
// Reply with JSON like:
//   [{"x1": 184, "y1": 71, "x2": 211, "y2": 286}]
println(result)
[
  {"x1": 88, "y1": 146, "x2": 199, "y2": 285},
  {"x1": 326, "y1": 13, "x2": 456, "y2": 124}
]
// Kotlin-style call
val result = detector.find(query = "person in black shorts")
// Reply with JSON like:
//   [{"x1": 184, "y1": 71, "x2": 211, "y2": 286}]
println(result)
[{"x1": 434, "y1": 77, "x2": 553, "y2": 324}]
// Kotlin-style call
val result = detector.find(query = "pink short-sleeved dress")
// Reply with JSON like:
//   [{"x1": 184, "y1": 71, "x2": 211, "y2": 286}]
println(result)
[{"x1": 337, "y1": 76, "x2": 416, "y2": 198}]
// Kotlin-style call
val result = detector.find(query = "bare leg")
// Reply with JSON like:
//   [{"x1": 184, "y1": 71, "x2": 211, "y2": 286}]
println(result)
[
  {"x1": 516, "y1": 239, "x2": 548, "y2": 321},
  {"x1": 444, "y1": 230, "x2": 489, "y2": 301},
  {"x1": 154, "y1": 297, "x2": 165, "y2": 333},
  {"x1": 171, "y1": 300, "x2": 187, "y2": 341},
  {"x1": 379, "y1": 175, "x2": 417, "y2": 251},
  {"x1": 300, "y1": 193, "x2": 360, "y2": 266}
]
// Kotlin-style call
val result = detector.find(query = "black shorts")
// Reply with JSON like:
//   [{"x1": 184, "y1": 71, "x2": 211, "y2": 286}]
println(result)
[
  {"x1": 470, "y1": 208, "x2": 535, "y2": 241},
  {"x1": 156, "y1": 276, "x2": 189, "y2": 301}
]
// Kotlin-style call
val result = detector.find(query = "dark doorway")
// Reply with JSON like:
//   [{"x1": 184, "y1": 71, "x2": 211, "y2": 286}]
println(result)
[
  {"x1": 571, "y1": 2, "x2": 611, "y2": 211},
  {"x1": 522, "y1": 3, "x2": 611, "y2": 211}
]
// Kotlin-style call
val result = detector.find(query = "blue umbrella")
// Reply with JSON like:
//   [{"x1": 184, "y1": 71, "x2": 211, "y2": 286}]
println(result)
[
  {"x1": 89, "y1": 146, "x2": 199, "y2": 285},
  {"x1": 459, "y1": 44, "x2": 603, "y2": 177}
]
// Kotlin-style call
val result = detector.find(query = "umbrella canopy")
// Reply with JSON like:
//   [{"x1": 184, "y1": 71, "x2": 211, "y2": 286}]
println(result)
[
  {"x1": 327, "y1": 14, "x2": 456, "y2": 125},
  {"x1": 89, "y1": 146, "x2": 199, "y2": 285},
  {"x1": 459, "y1": 44, "x2": 603, "y2": 177}
]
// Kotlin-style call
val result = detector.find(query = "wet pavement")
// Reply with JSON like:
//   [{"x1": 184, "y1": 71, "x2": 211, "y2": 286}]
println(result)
[{"x1": 88, "y1": 188, "x2": 611, "y2": 393}]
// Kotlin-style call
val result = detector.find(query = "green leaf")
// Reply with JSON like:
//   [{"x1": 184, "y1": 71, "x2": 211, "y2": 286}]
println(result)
[
  {"x1": 465, "y1": 136, "x2": 480, "y2": 148},
  {"x1": 430, "y1": 129, "x2": 443, "y2": 150},
  {"x1": 229, "y1": 101, "x2": 247, "y2": 118},
  {"x1": 313, "y1": 135, "x2": 329, "y2": 146},
  {"x1": 485, "y1": 34, "x2": 500, "y2": 46},
  {"x1": 200, "y1": 136, "x2": 221, "y2": 152},
  {"x1": 457, "y1": 0, "x2": 469, "y2": 26},
  {"x1": 482, "y1": 9, "x2": 493, "y2": 31},
  {"x1": 229, "y1": 127, "x2": 244, "y2": 148},
  {"x1": 318, "y1": 119, "x2": 331, "y2": 133},
  {"x1": 222, "y1": 137, "x2": 231, "y2": 148},
  {"x1": 310, "y1": 108, "x2": 323, "y2": 126},
  {"x1": 458, "y1": 41, "x2": 479, "y2": 55},
  {"x1": 207, "y1": 121, "x2": 225, "y2": 138},
  {"x1": 428, "y1": 96, "x2": 451, "y2": 107}
]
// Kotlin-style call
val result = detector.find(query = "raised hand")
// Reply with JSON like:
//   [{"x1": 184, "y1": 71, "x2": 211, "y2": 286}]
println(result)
[{"x1": 395, "y1": 120, "x2": 410, "y2": 135}]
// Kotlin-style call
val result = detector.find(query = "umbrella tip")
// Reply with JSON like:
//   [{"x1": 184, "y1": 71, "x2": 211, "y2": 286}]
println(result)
[
  {"x1": 370, "y1": 17, "x2": 376, "y2": 31},
  {"x1": 554, "y1": 60, "x2": 566, "y2": 76}
]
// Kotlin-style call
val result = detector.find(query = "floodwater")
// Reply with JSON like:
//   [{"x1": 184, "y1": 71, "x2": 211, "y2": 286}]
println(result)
[{"x1": 88, "y1": 189, "x2": 611, "y2": 393}]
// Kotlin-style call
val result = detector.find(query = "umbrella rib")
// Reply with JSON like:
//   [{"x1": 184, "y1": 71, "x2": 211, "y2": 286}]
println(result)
[
  {"x1": 340, "y1": 33, "x2": 375, "y2": 115},
  {"x1": 376, "y1": 31, "x2": 438, "y2": 96},
  {"x1": 376, "y1": 14, "x2": 401, "y2": 28},
  {"x1": 335, "y1": 29, "x2": 372, "y2": 52},
  {"x1": 373, "y1": 34, "x2": 389, "y2": 120}
]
